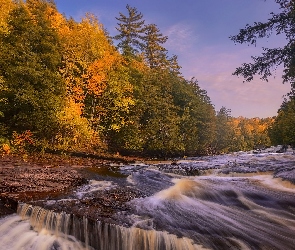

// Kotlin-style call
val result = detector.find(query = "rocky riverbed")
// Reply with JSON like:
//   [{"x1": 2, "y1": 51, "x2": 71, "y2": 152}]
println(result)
[
  {"x1": 0, "y1": 151, "x2": 295, "y2": 250},
  {"x1": 0, "y1": 153, "x2": 140, "y2": 218}
]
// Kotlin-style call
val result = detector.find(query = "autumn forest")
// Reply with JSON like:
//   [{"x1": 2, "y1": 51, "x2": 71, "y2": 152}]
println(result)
[{"x1": 0, "y1": 0, "x2": 293, "y2": 158}]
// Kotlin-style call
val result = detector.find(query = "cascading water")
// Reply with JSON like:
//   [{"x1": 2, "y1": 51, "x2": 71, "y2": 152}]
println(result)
[
  {"x1": 0, "y1": 151, "x2": 295, "y2": 250},
  {"x1": 0, "y1": 207, "x2": 86, "y2": 250},
  {"x1": 0, "y1": 203, "x2": 203, "y2": 250},
  {"x1": 130, "y1": 175, "x2": 295, "y2": 249}
]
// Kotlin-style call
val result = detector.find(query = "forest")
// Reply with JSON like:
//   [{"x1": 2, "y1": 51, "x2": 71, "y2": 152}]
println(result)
[{"x1": 0, "y1": 0, "x2": 293, "y2": 158}]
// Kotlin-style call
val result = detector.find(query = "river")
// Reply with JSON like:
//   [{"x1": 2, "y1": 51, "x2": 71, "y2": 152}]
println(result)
[{"x1": 0, "y1": 150, "x2": 295, "y2": 250}]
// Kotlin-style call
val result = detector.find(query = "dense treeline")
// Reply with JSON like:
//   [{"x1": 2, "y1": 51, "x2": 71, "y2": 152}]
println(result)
[
  {"x1": 0, "y1": 0, "x2": 284, "y2": 157},
  {"x1": 269, "y1": 97, "x2": 295, "y2": 147},
  {"x1": 214, "y1": 107, "x2": 273, "y2": 153}
]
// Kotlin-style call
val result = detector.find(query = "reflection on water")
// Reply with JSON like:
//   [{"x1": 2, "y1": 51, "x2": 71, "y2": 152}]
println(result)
[
  {"x1": 0, "y1": 152, "x2": 295, "y2": 250},
  {"x1": 84, "y1": 166, "x2": 128, "y2": 178}
]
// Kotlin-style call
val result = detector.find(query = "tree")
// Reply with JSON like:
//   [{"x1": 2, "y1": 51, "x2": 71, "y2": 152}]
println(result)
[
  {"x1": 168, "y1": 54, "x2": 182, "y2": 76},
  {"x1": 58, "y1": 14, "x2": 112, "y2": 106},
  {"x1": 0, "y1": 0, "x2": 15, "y2": 34},
  {"x1": 187, "y1": 79, "x2": 216, "y2": 154},
  {"x1": 214, "y1": 107, "x2": 235, "y2": 153},
  {"x1": 230, "y1": 0, "x2": 295, "y2": 93},
  {"x1": 171, "y1": 77, "x2": 216, "y2": 155},
  {"x1": 114, "y1": 5, "x2": 146, "y2": 57},
  {"x1": 142, "y1": 24, "x2": 182, "y2": 74},
  {"x1": 93, "y1": 60, "x2": 135, "y2": 134},
  {"x1": 139, "y1": 70, "x2": 184, "y2": 157},
  {"x1": 228, "y1": 117, "x2": 272, "y2": 151},
  {"x1": 0, "y1": 1, "x2": 65, "y2": 139},
  {"x1": 142, "y1": 24, "x2": 168, "y2": 68},
  {"x1": 102, "y1": 58, "x2": 148, "y2": 154},
  {"x1": 269, "y1": 97, "x2": 295, "y2": 146}
]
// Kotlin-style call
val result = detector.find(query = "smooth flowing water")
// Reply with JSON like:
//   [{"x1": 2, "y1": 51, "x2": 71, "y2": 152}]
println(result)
[{"x1": 0, "y1": 151, "x2": 295, "y2": 250}]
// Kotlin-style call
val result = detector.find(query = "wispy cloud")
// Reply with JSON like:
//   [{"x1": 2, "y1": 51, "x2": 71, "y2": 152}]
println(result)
[
  {"x1": 164, "y1": 23, "x2": 198, "y2": 53},
  {"x1": 180, "y1": 45, "x2": 291, "y2": 117}
]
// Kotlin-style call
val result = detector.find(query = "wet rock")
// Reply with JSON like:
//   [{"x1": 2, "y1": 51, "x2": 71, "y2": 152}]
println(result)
[
  {"x1": 39, "y1": 187, "x2": 144, "y2": 224},
  {"x1": 157, "y1": 163, "x2": 200, "y2": 176},
  {"x1": 0, "y1": 196, "x2": 17, "y2": 216},
  {"x1": 0, "y1": 155, "x2": 88, "y2": 216}
]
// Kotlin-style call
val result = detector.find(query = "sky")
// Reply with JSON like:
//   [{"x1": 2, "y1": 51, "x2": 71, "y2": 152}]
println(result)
[{"x1": 54, "y1": 0, "x2": 291, "y2": 118}]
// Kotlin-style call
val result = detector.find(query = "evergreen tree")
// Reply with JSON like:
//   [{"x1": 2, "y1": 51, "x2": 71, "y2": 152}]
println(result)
[
  {"x1": 142, "y1": 24, "x2": 168, "y2": 69},
  {"x1": 114, "y1": 5, "x2": 146, "y2": 57},
  {"x1": 168, "y1": 54, "x2": 182, "y2": 76}
]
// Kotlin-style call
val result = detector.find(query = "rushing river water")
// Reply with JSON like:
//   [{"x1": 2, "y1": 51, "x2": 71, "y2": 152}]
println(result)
[{"x1": 0, "y1": 151, "x2": 295, "y2": 250}]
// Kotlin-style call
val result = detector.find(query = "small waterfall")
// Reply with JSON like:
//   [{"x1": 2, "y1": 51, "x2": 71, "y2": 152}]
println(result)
[
  {"x1": 2, "y1": 152, "x2": 295, "y2": 250},
  {"x1": 0, "y1": 204, "x2": 87, "y2": 250},
  {"x1": 0, "y1": 203, "x2": 205, "y2": 250}
]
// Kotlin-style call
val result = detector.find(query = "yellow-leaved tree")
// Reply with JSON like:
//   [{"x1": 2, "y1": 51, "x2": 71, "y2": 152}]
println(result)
[
  {"x1": 0, "y1": 0, "x2": 15, "y2": 34},
  {"x1": 39, "y1": 6, "x2": 110, "y2": 151},
  {"x1": 55, "y1": 98, "x2": 102, "y2": 151},
  {"x1": 45, "y1": 8, "x2": 136, "y2": 151}
]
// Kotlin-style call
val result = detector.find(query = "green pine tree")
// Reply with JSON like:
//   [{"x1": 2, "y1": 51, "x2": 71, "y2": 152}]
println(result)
[
  {"x1": 114, "y1": 5, "x2": 146, "y2": 57},
  {"x1": 142, "y1": 24, "x2": 168, "y2": 69}
]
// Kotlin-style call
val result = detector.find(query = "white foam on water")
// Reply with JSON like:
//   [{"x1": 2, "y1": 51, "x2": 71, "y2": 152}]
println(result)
[
  {"x1": 251, "y1": 174, "x2": 295, "y2": 193},
  {"x1": 75, "y1": 180, "x2": 116, "y2": 198},
  {"x1": 155, "y1": 178, "x2": 203, "y2": 201},
  {"x1": 0, "y1": 214, "x2": 86, "y2": 250},
  {"x1": 126, "y1": 175, "x2": 135, "y2": 184},
  {"x1": 1, "y1": 150, "x2": 295, "y2": 250},
  {"x1": 0, "y1": 203, "x2": 209, "y2": 250},
  {"x1": 130, "y1": 173, "x2": 295, "y2": 249}
]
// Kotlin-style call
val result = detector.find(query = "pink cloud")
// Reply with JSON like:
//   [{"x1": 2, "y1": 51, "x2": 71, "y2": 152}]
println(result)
[{"x1": 179, "y1": 45, "x2": 291, "y2": 117}]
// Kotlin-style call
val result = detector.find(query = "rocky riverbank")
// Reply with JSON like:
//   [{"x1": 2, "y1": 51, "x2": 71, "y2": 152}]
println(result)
[{"x1": 0, "y1": 153, "x2": 141, "y2": 217}]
